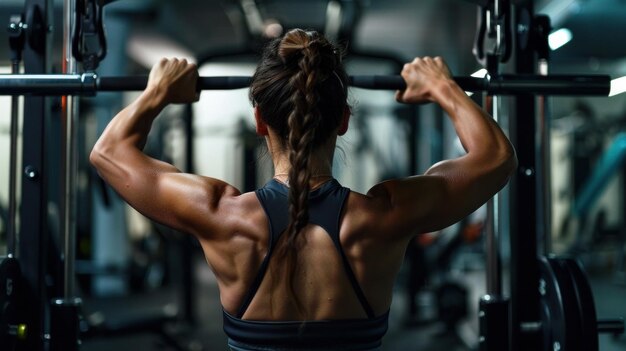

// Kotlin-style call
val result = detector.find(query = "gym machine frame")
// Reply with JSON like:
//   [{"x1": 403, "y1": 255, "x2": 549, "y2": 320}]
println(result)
[
  {"x1": 0, "y1": 1, "x2": 621, "y2": 351},
  {"x1": 473, "y1": 1, "x2": 624, "y2": 351},
  {"x1": 1, "y1": 1, "x2": 51, "y2": 351}
]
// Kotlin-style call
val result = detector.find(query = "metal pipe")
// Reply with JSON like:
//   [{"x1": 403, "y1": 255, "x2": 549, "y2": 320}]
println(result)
[
  {"x1": 7, "y1": 61, "x2": 20, "y2": 257},
  {"x1": 0, "y1": 73, "x2": 612, "y2": 96},
  {"x1": 597, "y1": 318, "x2": 625, "y2": 334},
  {"x1": 536, "y1": 58, "x2": 551, "y2": 254},
  {"x1": 0, "y1": 73, "x2": 95, "y2": 94},
  {"x1": 62, "y1": 0, "x2": 78, "y2": 299},
  {"x1": 484, "y1": 94, "x2": 502, "y2": 296}
]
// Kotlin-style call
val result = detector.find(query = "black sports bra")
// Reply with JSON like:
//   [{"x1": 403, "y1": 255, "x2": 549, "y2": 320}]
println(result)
[{"x1": 222, "y1": 179, "x2": 389, "y2": 349}]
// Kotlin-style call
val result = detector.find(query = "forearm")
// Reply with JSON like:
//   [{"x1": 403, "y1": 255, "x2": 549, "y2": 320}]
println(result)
[
  {"x1": 89, "y1": 87, "x2": 173, "y2": 186},
  {"x1": 95, "y1": 88, "x2": 166, "y2": 151},
  {"x1": 432, "y1": 79, "x2": 514, "y2": 163}
]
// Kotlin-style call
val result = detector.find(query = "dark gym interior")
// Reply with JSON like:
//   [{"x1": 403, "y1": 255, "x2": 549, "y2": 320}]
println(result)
[{"x1": 1, "y1": 0, "x2": 626, "y2": 350}]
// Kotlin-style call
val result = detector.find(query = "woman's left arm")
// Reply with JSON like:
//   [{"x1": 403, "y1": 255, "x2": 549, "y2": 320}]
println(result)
[{"x1": 89, "y1": 58, "x2": 241, "y2": 237}]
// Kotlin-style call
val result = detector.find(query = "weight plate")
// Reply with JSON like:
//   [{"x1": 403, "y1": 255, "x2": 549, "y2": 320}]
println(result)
[
  {"x1": 559, "y1": 258, "x2": 599, "y2": 351},
  {"x1": 539, "y1": 257, "x2": 566, "y2": 350},
  {"x1": 538, "y1": 257, "x2": 583, "y2": 351}
]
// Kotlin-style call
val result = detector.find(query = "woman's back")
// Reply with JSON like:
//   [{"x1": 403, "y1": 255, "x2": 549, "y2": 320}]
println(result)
[{"x1": 206, "y1": 178, "x2": 407, "y2": 321}]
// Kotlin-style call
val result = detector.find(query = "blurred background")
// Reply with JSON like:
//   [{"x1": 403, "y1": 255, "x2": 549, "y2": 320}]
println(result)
[{"x1": 1, "y1": 0, "x2": 626, "y2": 350}]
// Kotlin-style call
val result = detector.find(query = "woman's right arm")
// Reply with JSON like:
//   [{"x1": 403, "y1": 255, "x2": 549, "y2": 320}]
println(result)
[
  {"x1": 367, "y1": 57, "x2": 517, "y2": 237},
  {"x1": 89, "y1": 58, "x2": 241, "y2": 239}
]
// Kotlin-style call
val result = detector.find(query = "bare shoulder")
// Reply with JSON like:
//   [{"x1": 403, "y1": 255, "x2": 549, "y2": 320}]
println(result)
[
  {"x1": 190, "y1": 183, "x2": 266, "y2": 241},
  {"x1": 342, "y1": 177, "x2": 446, "y2": 242},
  {"x1": 341, "y1": 185, "x2": 403, "y2": 242}
]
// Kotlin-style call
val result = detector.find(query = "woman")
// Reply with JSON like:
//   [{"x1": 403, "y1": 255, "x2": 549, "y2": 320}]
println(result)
[{"x1": 90, "y1": 29, "x2": 516, "y2": 350}]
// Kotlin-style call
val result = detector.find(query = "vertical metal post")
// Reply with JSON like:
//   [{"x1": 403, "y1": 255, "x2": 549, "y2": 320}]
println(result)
[
  {"x1": 62, "y1": 0, "x2": 78, "y2": 301},
  {"x1": 534, "y1": 15, "x2": 552, "y2": 254},
  {"x1": 479, "y1": 90, "x2": 510, "y2": 351},
  {"x1": 7, "y1": 13, "x2": 26, "y2": 258},
  {"x1": 509, "y1": 2, "x2": 541, "y2": 350},
  {"x1": 7, "y1": 64, "x2": 20, "y2": 257},
  {"x1": 475, "y1": 1, "x2": 512, "y2": 347},
  {"x1": 536, "y1": 59, "x2": 551, "y2": 254},
  {"x1": 50, "y1": 3, "x2": 83, "y2": 350},
  {"x1": 485, "y1": 94, "x2": 502, "y2": 296},
  {"x1": 19, "y1": 1, "x2": 51, "y2": 350},
  {"x1": 183, "y1": 104, "x2": 196, "y2": 324}
]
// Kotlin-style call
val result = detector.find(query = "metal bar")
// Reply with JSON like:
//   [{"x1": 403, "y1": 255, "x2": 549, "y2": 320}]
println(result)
[
  {"x1": 536, "y1": 58, "x2": 551, "y2": 255},
  {"x1": 0, "y1": 73, "x2": 95, "y2": 94},
  {"x1": 489, "y1": 74, "x2": 609, "y2": 95},
  {"x1": 509, "y1": 3, "x2": 541, "y2": 351},
  {"x1": 62, "y1": 0, "x2": 78, "y2": 300},
  {"x1": 484, "y1": 95, "x2": 502, "y2": 296},
  {"x1": 597, "y1": 318, "x2": 625, "y2": 334},
  {"x1": 0, "y1": 73, "x2": 612, "y2": 96},
  {"x1": 99, "y1": 75, "x2": 252, "y2": 91},
  {"x1": 7, "y1": 62, "x2": 19, "y2": 257}
]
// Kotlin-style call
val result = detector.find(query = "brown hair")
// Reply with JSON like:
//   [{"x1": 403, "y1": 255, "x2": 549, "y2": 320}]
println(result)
[{"x1": 250, "y1": 29, "x2": 348, "y2": 317}]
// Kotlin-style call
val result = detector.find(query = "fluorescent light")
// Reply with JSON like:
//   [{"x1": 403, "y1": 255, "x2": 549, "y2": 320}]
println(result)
[
  {"x1": 609, "y1": 76, "x2": 626, "y2": 97},
  {"x1": 471, "y1": 68, "x2": 488, "y2": 78},
  {"x1": 548, "y1": 28, "x2": 573, "y2": 50}
]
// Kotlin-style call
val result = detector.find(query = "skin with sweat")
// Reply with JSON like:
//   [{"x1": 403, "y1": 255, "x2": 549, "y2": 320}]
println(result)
[{"x1": 90, "y1": 56, "x2": 517, "y2": 321}]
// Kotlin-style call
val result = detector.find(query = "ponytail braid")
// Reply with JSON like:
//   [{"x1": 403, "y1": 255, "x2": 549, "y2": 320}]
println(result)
[
  {"x1": 249, "y1": 29, "x2": 349, "y2": 319},
  {"x1": 279, "y1": 31, "x2": 326, "y2": 318}
]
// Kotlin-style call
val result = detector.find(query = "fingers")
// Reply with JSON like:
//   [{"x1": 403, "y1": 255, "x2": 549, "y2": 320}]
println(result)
[
  {"x1": 396, "y1": 56, "x2": 450, "y2": 104},
  {"x1": 154, "y1": 58, "x2": 197, "y2": 74},
  {"x1": 148, "y1": 58, "x2": 200, "y2": 104}
]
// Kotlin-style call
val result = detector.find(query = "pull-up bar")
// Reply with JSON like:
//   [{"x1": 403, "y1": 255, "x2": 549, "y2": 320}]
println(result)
[{"x1": 0, "y1": 73, "x2": 611, "y2": 96}]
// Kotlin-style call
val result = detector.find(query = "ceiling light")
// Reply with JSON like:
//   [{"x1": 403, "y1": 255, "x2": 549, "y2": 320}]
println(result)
[
  {"x1": 548, "y1": 28, "x2": 573, "y2": 50},
  {"x1": 471, "y1": 68, "x2": 488, "y2": 78},
  {"x1": 609, "y1": 76, "x2": 626, "y2": 97}
]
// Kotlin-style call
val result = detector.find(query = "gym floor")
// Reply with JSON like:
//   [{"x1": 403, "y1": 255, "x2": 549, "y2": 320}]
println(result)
[{"x1": 79, "y1": 252, "x2": 626, "y2": 351}]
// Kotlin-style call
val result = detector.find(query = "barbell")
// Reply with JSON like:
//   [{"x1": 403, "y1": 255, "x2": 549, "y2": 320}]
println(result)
[{"x1": 0, "y1": 73, "x2": 612, "y2": 96}]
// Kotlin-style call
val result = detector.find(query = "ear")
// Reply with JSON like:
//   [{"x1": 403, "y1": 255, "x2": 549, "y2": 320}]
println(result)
[
  {"x1": 254, "y1": 106, "x2": 269, "y2": 136},
  {"x1": 337, "y1": 106, "x2": 351, "y2": 136}
]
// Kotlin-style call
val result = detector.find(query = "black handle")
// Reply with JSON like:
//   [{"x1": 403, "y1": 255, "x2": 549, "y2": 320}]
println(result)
[
  {"x1": 0, "y1": 73, "x2": 612, "y2": 96},
  {"x1": 98, "y1": 76, "x2": 253, "y2": 91}
]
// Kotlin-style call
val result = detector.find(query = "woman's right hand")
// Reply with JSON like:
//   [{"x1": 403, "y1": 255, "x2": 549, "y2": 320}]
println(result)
[
  {"x1": 147, "y1": 58, "x2": 200, "y2": 105},
  {"x1": 395, "y1": 56, "x2": 454, "y2": 104}
]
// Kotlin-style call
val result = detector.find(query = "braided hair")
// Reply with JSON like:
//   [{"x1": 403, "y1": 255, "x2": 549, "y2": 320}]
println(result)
[{"x1": 250, "y1": 29, "x2": 348, "y2": 318}]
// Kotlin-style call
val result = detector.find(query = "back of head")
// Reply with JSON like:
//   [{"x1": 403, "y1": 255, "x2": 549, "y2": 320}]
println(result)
[
  {"x1": 249, "y1": 29, "x2": 349, "y2": 318},
  {"x1": 250, "y1": 28, "x2": 348, "y2": 145}
]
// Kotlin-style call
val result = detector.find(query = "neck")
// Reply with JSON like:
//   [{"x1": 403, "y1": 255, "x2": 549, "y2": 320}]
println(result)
[
  {"x1": 265, "y1": 130, "x2": 337, "y2": 180},
  {"x1": 272, "y1": 160, "x2": 334, "y2": 187},
  {"x1": 273, "y1": 162, "x2": 333, "y2": 178}
]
